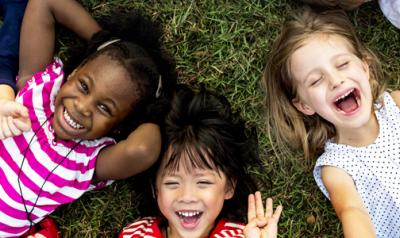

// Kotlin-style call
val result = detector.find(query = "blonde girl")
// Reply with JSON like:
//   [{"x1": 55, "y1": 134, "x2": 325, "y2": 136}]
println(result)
[{"x1": 263, "y1": 7, "x2": 399, "y2": 238}]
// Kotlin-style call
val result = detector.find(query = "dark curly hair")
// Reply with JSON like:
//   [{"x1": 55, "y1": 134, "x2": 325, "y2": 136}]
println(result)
[
  {"x1": 135, "y1": 84, "x2": 259, "y2": 223},
  {"x1": 64, "y1": 10, "x2": 177, "y2": 141}
]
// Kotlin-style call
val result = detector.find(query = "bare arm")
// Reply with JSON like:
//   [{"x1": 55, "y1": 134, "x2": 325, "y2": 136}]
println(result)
[
  {"x1": 94, "y1": 123, "x2": 161, "y2": 180},
  {"x1": 321, "y1": 166, "x2": 376, "y2": 238},
  {"x1": 18, "y1": 0, "x2": 101, "y2": 89},
  {"x1": 0, "y1": 85, "x2": 15, "y2": 101},
  {"x1": 390, "y1": 90, "x2": 400, "y2": 107}
]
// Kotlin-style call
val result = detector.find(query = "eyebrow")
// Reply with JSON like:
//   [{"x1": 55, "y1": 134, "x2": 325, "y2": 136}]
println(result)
[{"x1": 194, "y1": 172, "x2": 217, "y2": 177}]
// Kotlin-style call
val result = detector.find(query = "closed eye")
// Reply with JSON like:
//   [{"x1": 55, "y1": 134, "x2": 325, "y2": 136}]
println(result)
[
  {"x1": 164, "y1": 181, "x2": 179, "y2": 188},
  {"x1": 337, "y1": 61, "x2": 349, "y2": 69},
  {"x1": 310, "y1": 76, "x2": 323, "y2": 86},
  {"x1": 197, "y1": 180, "x2": 213, "y2": 188}
]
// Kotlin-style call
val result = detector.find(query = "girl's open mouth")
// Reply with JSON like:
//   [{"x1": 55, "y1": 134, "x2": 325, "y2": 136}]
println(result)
[
  {"x1": 63, "y1": 108, "x2": 85, "y2": 130},
  {"x1": 333, "y1": 88, "x2": 360, "y2": 114},
  {"x1": 176, "y1": 210, "x2": 203, "y2": 229}
]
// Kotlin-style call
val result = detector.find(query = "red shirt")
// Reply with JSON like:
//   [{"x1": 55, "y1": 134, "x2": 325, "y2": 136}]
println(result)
[{"x1": 119, "y1": 217, "x2": 245, "y2": 238}]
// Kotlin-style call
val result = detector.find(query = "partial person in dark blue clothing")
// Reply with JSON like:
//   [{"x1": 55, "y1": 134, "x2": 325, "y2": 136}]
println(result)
[
  {"x1": 0, "y1": 0, "x2": 31, "y2": 139},
  {"x1": 0, "y1": 0, "x2": 27, "y2": 90}
]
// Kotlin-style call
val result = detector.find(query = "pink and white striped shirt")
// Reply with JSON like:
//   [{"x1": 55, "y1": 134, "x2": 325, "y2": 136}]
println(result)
[
  {"x1": 0, "y1": 59, "x2": 115, "y2": 237},
  {"x1": 119, "y1": 217, "x2": 245, "y2": 238}
]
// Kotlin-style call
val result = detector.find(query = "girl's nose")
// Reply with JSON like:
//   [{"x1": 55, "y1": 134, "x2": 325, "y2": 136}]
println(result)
[
  {"x1": 178, "y1": 185, "x2": 198, "y2": 203},
  {"x1": 74, "y1": 96, "x2": 92, "y2": 116},
  {"x1": 328, "y1": 71, "x2": 345, "y2": 89}
]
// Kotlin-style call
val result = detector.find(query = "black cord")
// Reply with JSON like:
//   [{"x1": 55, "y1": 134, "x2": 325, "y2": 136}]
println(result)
[{"x1": 17, "y1": 118, "x2": 81, "y2": 231}]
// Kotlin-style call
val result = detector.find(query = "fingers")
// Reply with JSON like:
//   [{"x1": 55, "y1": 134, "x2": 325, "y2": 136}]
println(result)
[
  {"x1": 264, "y1": 196, "x2": 283, "y2": 222},
  {"x1": 1, "y1": 116, "x2": 12, "y2": 139},
  {"x1": 272, "y1": 204, "x2": 283, "y2": 221},
  {"x1": 251, "y1": 191, "x2": 283, "y2": 225},
  {"x1": 13, "y1": 117, "x2": 32, "y2": 132},
  {"x1": 255, "y1": 191, "x2": 265, "y2": 219},
  {"x1": 12, "y1": 103, "x2": 29, "y2": 118},
  {"x1": 0, "y1": 100, "x2": 31, "y2": 139},
  {"x1": 7, "y1": 116, "x2": 22, "y2": 135},
  {"x1": 265, "y1": 197, "x2": 273, "y2": 218},
  {"x1": 0, "y1": 116, "x2": 31, "y2": 139},
  {"x1": 247, "y1": 193, "x2": 256, "y2": 221},
  {"x1": 245, "y1": 194, "x2": 262, "y2": 238}
]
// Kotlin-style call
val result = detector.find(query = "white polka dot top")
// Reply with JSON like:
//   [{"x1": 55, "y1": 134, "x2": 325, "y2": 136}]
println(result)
[{"x1": 314, "y1": 92, "x2": 400, "y2": 238}]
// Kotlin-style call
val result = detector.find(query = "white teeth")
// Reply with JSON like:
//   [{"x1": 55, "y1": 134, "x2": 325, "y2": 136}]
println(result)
[
  {"x1": 63, "y1": 109, "x2": 84, "y2": 129},
  {"x1": 177, "y1": 211, "x2": 201, "y2": 217},
  {"x1": 336, "y1": 89, "x2": 354, "y2": 102}
]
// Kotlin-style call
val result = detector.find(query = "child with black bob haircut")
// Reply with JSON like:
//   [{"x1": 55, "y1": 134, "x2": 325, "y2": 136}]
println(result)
[{"x1": 120, "y1": 85, "x2": 282, "y2": 238}]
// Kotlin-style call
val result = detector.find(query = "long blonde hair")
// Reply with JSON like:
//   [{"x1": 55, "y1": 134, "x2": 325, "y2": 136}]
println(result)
[
  {"x1": 263, "y1": 8, "x2": 385, "y2": 159},
  {"x1": 300, "y1": 0, "x2": 366, "y2": 10}
]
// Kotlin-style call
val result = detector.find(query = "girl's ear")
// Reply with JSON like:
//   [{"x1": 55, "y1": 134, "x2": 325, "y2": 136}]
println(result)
[
  {"x1": 292, "y1": 98, "x2": 315, "y2": 115},
  {"x1": 224, "y1": 179, "x2": 236, "y2": 200}
]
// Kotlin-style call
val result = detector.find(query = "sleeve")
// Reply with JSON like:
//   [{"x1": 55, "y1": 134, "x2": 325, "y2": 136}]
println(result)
[
  {"x1": 17, "y1": 58, "x2": 64, "y2": 98},
  {"x1": 210, "y1": 219, "x2": 245, "y2": 237},
  {"x1": 16, "y1": 58, "x2": 64, "y2": 116},
  {"x1": 119, "y1": 217, "x2": 161, "y2": 238}
]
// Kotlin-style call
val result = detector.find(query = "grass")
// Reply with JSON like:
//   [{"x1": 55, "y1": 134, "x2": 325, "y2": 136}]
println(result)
[{"x1": 51, "y1": 0, "x2": 400, "y2": 237}]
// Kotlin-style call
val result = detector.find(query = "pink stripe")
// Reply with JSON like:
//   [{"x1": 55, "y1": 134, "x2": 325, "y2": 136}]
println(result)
[
  {"x1": 12, "y1": 137, "x2": 93, "y2": 193},
  {"x1": 57, "y1": 137, "x2": 114, "y2": 155},
  {"x1": 23, "y1": 148, "x2": 93, "y2": 190},
  {"x1": 19, "y1": 116, "x2": 103, "y2": 177},
  {"x1": 32, "y1": 127, "x2": 97, "y2": 172},
  {"x1": 0, "y1": 142, "x2": 36, "y2": 208},
  {"x1": 0, "y1": 221, "x2": 29, "y2": 236},
  {"x1": 0, "y1": 171, "x2": 39, "y2": 220},
  {"x1": 0, "y1": 151, "x2": 86, "y2": 208},
  {"x1": 41, "y1": 78, "x2": 54, "y2": 121},
  {"x1": 27, "y1": 109, "x2": 112, "y2": 174},
  {"x1": 22, "y1": 88, "x2": 34, "y2": 113},
  {"x1": 1, "y1": 141, "x2": 87, "y2": 205}
]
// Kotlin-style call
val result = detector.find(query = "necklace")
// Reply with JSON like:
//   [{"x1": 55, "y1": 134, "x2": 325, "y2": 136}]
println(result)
[{"x1": 17, "y1": 117, "x2": 81, "y2": 231}]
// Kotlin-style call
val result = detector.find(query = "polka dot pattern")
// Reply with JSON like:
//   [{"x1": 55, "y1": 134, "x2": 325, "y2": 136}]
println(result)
[{"x1": 314, "y1": 92, "x2": 400, "y2": 238}]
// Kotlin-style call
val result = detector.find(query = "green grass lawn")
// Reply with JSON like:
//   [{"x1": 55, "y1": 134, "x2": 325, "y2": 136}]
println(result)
[{"x1": 52, "y1": 0, "x2": 400, "y2": 237}]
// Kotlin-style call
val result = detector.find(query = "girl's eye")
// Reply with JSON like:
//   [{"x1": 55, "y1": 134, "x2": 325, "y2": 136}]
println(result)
[
  {"x1": 98, "y1": 103, "x2": 112, "y2": 115},
  {"x1": 197, "y1": 180, "x2": 213, "y2": 188},
  {"x1": 337, "y1": 61, "x2": 349, "y2": 69},
  {"x1": 310, "y1": 76, "x2": 322, "y2": 86},
  {"x1": 79, "y1": 80, "x2": 89, "y2": 93},
  {"x1": 164, "y1": 181, "x2": 179, "y2": 188}
]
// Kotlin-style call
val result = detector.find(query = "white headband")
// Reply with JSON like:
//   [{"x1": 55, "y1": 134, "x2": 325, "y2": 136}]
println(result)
[
  {"x1": 97, "y1": 39, "x2": 121, "y2": 51},
  {"x1": 155, "y1": 75, "x2": 162, "y2": 98}
]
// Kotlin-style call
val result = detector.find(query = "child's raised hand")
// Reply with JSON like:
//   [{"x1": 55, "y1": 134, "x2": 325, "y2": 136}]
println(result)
[
  {"x1": 244, "y1": 191, "x2": 283, "y2": 238},
  {"x1": 0, "y1": 99, "x2": 31, "y2": 139},
  {"x1": 27, "y1": 234, "x2": 47, "y2": 238}
]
